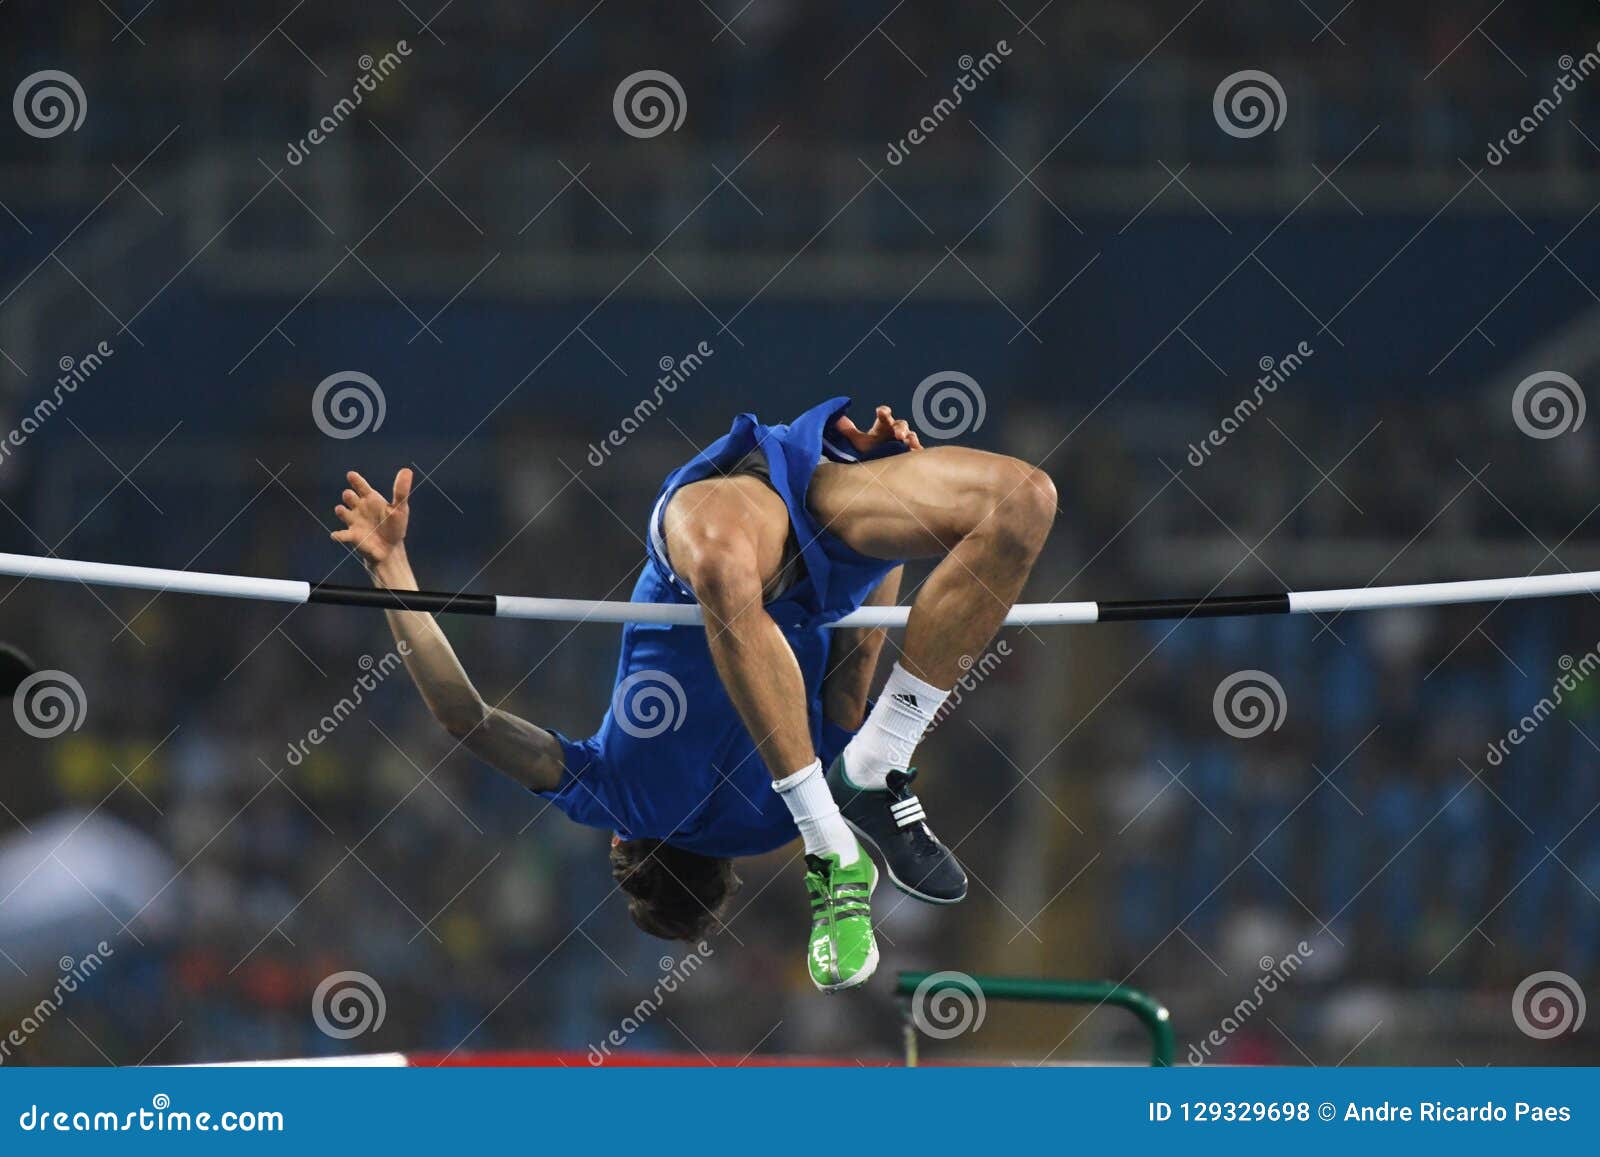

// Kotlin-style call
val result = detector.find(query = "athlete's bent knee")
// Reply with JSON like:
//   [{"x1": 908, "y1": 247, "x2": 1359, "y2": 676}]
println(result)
[
  {"x1": 983, "y1": 458, "x2": 1056, "y2": 551},
  {"x1": 674, "y1": 526, "x2": 764, "y2": 611}
]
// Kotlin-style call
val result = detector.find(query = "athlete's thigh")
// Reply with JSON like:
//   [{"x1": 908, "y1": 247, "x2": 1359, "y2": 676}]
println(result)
[
  {"x1": 807, "y1": 446, "x2": 1026, "y2": 560},
  {"x1": 661, "y1": 474, "x2": 792, "y2": 593}
]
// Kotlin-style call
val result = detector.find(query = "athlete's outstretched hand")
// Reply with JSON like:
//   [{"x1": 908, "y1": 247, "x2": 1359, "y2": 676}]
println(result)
[
  {"x1": 332, "y1": 468, "x2": 412, "y2": 567},
  {"x1": 834, "y1": 405, "x2": 924, "y2": 454}
]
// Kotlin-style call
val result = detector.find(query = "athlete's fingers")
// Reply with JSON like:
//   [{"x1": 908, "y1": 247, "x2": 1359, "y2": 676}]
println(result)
[
  {"x1": 347, "y1": 471, "x2": 375, "y2": 497},
  {"x1": 334, "y1": 504, "x2": 355, "y2": 524},
  {"x1": 870, "y1": 405, "x2": 895, "y2": 435},
  {"x1": 905, "y1": 429, "x2": 924, "y2": 451},
  {"x1": 392, "y1": 467, "x2": 413, "y2": 505},
  {"x1": 835, "y1": 415, "x2": 868, "y2": 448},
  {"x1": 330, "y1": 527, "x2": 357, "y2": 544},
  {"x1": 342, "y1": 489, "x2": 361, "y2": 507},
  {"x1": 891, "y1": 419, "x2": 911, "y2": 444}
]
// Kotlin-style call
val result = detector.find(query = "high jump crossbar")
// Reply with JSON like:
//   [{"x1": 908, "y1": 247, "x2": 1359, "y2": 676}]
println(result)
[{"x1": 3, "y1": 551, "x2": 1599, "y2": 628}]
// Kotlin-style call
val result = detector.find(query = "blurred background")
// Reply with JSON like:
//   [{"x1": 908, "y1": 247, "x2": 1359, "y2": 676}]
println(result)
[{"x1": 2, "y1": 1, "x2": 1600, "y2": 1066}]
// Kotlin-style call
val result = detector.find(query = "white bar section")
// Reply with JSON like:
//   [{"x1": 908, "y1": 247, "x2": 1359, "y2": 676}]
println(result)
[
  {"x1": 0, "y1": 551, "x2": 310, "y2": 604},
  {"x1": 494, "y1": 596, "x2": 1101, "y2": 628},
  {"x1": 181, "y1": 1053, "x2": 409, "y2": 1068},
  {"x1": 495, "y1": 595, "x2": 704, "y2": 625},
  {"x1": 1289, "y1": 570, "x2": 1600, "y2": 615}
]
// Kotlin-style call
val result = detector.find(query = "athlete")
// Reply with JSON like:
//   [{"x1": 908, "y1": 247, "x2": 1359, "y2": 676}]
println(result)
[{"x1": 330, "y1": 397, "x2": 1055, "y2": 991}]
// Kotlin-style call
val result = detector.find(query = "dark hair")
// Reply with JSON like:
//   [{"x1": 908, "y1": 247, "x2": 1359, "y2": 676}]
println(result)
[{"x1": 610, "y1": 838, "x2": 740, "y2": 941}]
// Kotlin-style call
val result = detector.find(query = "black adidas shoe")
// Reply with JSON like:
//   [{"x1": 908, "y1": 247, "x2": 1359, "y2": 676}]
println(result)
[{"x1": 825, "y1": 757, "x2": 968, "y2": 905}]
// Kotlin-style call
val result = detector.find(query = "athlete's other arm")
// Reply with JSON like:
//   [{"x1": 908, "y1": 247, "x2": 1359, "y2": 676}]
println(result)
[
  {"x1": 822, "y1": 566, "x2": 902, "y2": 731},
  {"x1": 331, "y1": 467, "x2": 564, "y2": 792},
  {"x1": 818, "y1": 406, "x2": 919, "y2": 729}
]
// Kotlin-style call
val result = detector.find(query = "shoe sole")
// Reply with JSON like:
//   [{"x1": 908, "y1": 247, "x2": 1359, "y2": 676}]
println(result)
[
  {"x1": 843, "y1": 818, "x2": 968, "y2": 906},
  {"x1": 814, "y1": 858, "x2": 881, "y2": 994},
  {"x1": 817, "y1": 938, "x2": 880, "y2": 994}
]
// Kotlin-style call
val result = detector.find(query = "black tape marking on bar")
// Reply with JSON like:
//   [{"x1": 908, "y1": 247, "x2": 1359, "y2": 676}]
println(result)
[
  {"x1": 1096, "y1": 593, "x2": 1291, "y2": 622},
  {"x1": 308, "y1": 583, "x2": 499, "y2": 615}
]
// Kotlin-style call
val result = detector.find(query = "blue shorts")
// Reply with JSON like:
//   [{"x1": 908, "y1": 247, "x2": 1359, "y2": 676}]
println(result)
[{"x1": 536, "y1": 397, "x2": 905, "y2": 859}]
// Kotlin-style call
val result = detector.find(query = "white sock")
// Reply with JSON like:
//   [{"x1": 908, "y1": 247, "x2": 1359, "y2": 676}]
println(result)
[
  {"x1": 773, "y1": 759, "x2": 859, "y2": 863},
  {"x1": 840, "y1": 662, "x2": 950, "y2": 790}
]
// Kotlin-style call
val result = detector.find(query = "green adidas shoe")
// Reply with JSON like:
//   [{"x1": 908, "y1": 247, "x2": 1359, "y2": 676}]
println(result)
[{"x1": 804, "y1": 848, "x2": 879, "y2": 993}]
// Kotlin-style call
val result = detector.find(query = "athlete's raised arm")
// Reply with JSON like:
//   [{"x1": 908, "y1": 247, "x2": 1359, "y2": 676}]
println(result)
[
  {"x1": 823, "y1": 566, "x2": 902, "y2": 731},
  {"x1": 331, "y1": 468, "x2": 565, "y2": 792}
]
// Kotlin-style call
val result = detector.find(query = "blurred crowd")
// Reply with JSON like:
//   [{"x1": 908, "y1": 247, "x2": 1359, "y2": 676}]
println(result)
[{"x1": 4, "y1": 1, "x2": 1595, "y2": 172}]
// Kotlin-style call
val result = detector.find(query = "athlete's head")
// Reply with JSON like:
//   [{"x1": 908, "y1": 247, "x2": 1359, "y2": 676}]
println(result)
[{"x1": 610, "y1": 836, "x2": 740, "y2": 941}]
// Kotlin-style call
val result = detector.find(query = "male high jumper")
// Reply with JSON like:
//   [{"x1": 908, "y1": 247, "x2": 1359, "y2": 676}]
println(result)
[{"x1": 331, "y1": 397, "x2": 1055, "y2": 991}]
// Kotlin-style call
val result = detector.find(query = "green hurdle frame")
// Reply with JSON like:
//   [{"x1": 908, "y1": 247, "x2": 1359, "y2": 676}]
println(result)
[{"x1": 895, "y1": 972, "x2": 1174, "y2": 1067}]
